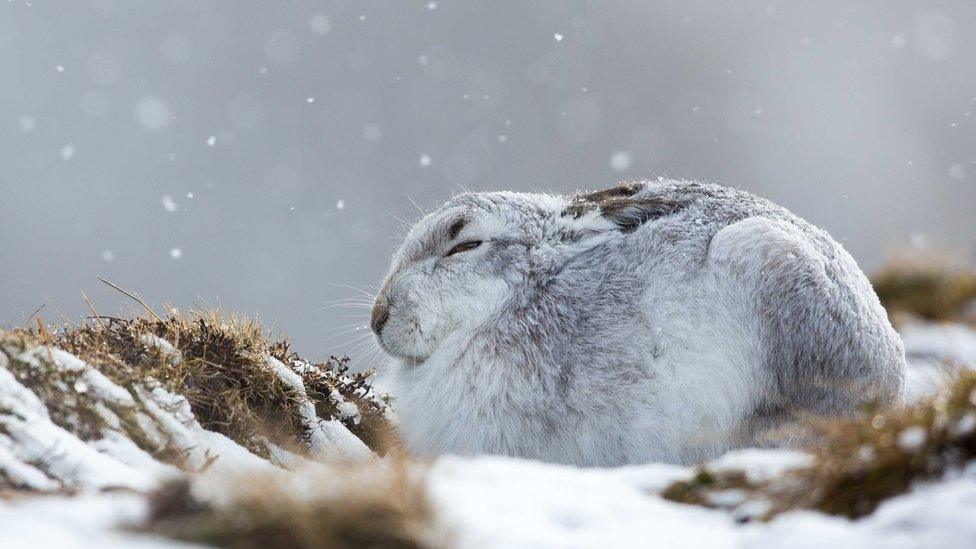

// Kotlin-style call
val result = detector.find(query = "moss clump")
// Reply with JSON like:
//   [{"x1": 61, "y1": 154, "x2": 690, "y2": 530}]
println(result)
[
  {"x1": 145, "y1": 462, "x2": 438, "y2": 549},
  {"x1": 872, "y1": 259, "x2": 976, "y2": 323}
]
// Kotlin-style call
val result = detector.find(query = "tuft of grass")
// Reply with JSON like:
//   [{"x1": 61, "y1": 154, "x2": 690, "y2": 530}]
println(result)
[
  {"x1": 782, "y1": 370, "x2": 976, "y2": 517},
  {"x1": 0, "y1": 309, "x2": 394, "y2": 466},
  {"x1": 661, "y1": 371, "x2": 976, "y2": 519},
  {"x1": 660, "y1": 470, "x2": 753, "y2": 509},
  {"x1": 872, "y1": 258, "x2": 976, "y2": 324},
  {"x1": 144, "y1": 460, "x2": 440, "y2": 549}
]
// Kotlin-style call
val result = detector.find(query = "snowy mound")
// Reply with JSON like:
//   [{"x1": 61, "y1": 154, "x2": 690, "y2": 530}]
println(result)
[
  {"x1": 1, "y1": 307, "x2": 976, "y2": 548},
  {"x1": 0, "y1": 313, "x2": 389, "y2": 493}
]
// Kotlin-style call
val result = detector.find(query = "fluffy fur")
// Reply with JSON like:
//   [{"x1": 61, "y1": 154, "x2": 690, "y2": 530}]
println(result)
[{"x1": 371, "y1": 180, "x2": 906, "y2": 466}]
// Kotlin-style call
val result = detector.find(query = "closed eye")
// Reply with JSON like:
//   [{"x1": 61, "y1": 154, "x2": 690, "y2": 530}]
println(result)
[{"x1": 445, "y1": 240, "x2": 483, "y2": 257}]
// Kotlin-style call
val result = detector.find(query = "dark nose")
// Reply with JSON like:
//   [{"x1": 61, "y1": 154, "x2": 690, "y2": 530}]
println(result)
[{"x1": 370, "y1": 293, "x2": 390, "y2": 335}]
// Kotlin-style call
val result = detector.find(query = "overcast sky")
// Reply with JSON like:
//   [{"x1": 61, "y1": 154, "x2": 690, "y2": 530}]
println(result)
[{"x1": 1, "y1": 0, "x2": 974, "y2": 364}]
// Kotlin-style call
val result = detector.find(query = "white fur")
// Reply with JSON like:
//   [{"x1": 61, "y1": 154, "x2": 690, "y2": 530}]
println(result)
[{"x1": 371, "y1": 181, "x2": 905, "y2": 466}]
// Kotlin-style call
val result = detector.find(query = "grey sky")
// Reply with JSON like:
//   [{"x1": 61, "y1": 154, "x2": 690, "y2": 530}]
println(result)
[{"x1": 1, "y1": 1, "x2": 974, "y2": 365}]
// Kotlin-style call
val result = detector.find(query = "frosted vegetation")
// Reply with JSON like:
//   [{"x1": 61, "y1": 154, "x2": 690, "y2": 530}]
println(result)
[{"x1": 1, "y1": 262, "x2": 976, "y2": 548}]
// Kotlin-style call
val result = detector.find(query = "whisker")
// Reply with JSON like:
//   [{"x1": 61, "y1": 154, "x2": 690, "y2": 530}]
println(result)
[
  {"x1": 322, "y1": 326, "x2": 372, "y2": 343},
  {"x1": 323, "y1": 319, "x2": 371, "y2": 330},
  {"x1": 320, "y1": 297, "x2": 374, "y2": 306},
  {"x1": 385, "y1": 211, "x2": 411, "y2": 227},
  {"x1": 321, "y1": 324, "x2": 371, "y2": 338},
  {"x1": 319, "y1": 298, "x2": 374, "y2": 307},
  {"x1": 327, "y1": 302, "x2": 373, "y2": 307},
  {"x1": 343, "y1": 329, "x2": 378, "y2": 347},
  {"x1": 329, "y1": 283, "x2": 376, "y2": 299},
  {"x1": 319, "y1": 303, "x2": 373, "y2": 312},
  {"x1": 316, "y1": 301, "x2": 373, "y2": 313},
  {"x1": 347, "y1": 341, "x2": 381, "y2": 362},
  {"x1": 403, "y1": 191, "x2": 426, "y2": 218},
  {"x1": 361, "y1": 346, "x2": 386, "y2": 369},
  {"x1": 340, "y1": 343, "x2": 375, "y2": 364},
  {"x1": 324, "y1": 329, "x2": 374, "y2": 346}
]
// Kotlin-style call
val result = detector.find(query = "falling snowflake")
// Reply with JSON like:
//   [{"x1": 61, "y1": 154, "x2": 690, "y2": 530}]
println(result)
[
  {"x1": 169, "y1": 248, "x2": 183, "y2": 259},
  {"x1": 949, "y1": 164, "x2": 966, "y2": 180},
  {"x1": 206, "y1": 135, "x2": 216, "y2": 146},
  {"x1": 553, "y1": 33, "x2": 564, "y2": 42},
  {"x1": 362, "y1": 124, "x2": 383, "y2": 142},
  {"x1": 17, "y1": 115, "x2": 36, "y2": 133},
  {"x1": 161, "y1": 195, "x2": 178, "y2": 212},
  {"x1": 419, "y1": 154, "x2": 432, "y2": 166},
  {"x1": 60, "y1": 144, "x2": 75, "y2": 161},
  {"x1": 134, "y1": 96, "x2": 173, "y2": 131},
  {"x1": 426, "y1": 1, "x2": 437, "y2": 9},
  {"x1": 101, "y1": 250, "x2": 115, "y2": 262},
  {"x1": 910, "y1": 232, "x2": 927, "y2": 249},
  {"x1": 609, "y1": 150, "x2": 632, "y2": 172},
  {"x1": 309, "y1": 14, "x2": 331, "y2": 35},
  {"x1": 336, "y1": 199, "x2": 345, "y2": 210}
]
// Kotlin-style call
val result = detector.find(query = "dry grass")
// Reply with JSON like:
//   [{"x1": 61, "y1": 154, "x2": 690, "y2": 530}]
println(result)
[
  {"x1": 872, "y1": 257, "x2": 976, "y2": 324},
  {"x1": 3, "y1": 308, "x2": 432, "y2": 545},
  {"x1": 662, "y1": 371, "x2": 976, "y2": 519},
  {"x1": 144, "y1": 460, "x2": 440, "y2": 549},
  {"x1": 0, "y1": 309, "x2": 394, "y2": 465},
  {"x1": 659, "y1": 469, "x2": 754, "y2": 510},
  {"x1": 784, "y1": 370, "x2": 976, "y2": 517}
]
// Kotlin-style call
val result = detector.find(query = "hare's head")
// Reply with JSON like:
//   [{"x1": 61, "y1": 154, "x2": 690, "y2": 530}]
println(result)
[{"x1": 370, "y1": 184, "x2": 685, "y2": 362}]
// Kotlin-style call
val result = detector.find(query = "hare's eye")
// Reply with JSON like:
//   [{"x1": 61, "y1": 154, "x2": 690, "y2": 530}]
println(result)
[{"x1": 445, "y1": 240, "x2": 483, "y2": 257}]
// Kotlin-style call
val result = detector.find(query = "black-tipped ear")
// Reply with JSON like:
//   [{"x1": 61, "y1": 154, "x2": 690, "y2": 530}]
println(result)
[{"x1": 563, "y1": 183, "x2": 686, "y2": 233}]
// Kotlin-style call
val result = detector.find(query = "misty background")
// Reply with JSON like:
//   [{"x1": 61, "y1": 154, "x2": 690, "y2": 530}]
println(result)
[{"x1": 1, "y1": 1, "x2": 974, "y2": 364}]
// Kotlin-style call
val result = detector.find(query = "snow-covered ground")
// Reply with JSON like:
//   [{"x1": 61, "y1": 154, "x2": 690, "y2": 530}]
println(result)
[
  {"x1": 2, "y1": 319, "x2": 976, "y2": 548},
  {"x1": 429, "y1": 455, "x2": 976, "y2": 549},
  {"x1": 0, "y1": 494, "x2": 195, "y2": 549}
]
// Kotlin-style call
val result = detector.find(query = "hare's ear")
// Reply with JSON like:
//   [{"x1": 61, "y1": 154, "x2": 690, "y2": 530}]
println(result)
[{"x1": 562, "y1": 183, "x2": 685, "y2": 233}]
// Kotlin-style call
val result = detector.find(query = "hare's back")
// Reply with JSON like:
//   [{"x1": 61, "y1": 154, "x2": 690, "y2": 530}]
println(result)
[{"x1": 705, "y1": 211, "x2": 905, "y2": 420}]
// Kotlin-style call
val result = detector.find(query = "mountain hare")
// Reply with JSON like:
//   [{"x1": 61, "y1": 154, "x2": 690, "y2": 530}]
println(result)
[{"x1": 371, "y1": 180, "x2": 905, "y2": 466}]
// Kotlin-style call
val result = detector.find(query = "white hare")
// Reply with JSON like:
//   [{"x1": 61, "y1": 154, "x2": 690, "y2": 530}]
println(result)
[{"x1": 370, "y1": 180, "x2": 905, "y2": 466}]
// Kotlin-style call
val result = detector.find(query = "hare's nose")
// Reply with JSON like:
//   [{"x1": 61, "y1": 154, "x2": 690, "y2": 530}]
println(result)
[{"x1": 370, "y1": 294, "x2": 390, "y2": 335}]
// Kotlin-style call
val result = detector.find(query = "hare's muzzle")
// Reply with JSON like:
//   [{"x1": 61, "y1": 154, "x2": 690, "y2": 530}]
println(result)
[{"x1": 370, "y1": 293, "x2": 390, "y2": 335}]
